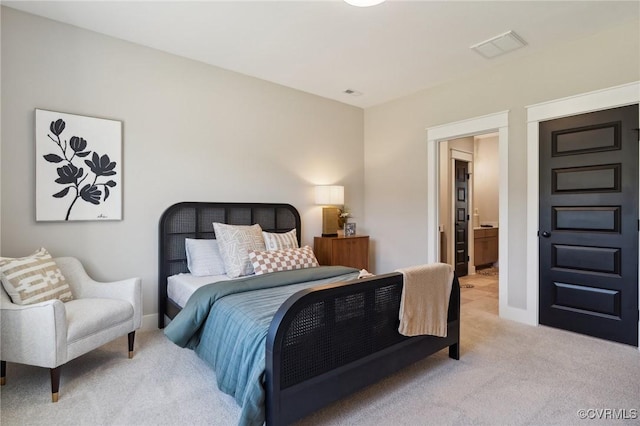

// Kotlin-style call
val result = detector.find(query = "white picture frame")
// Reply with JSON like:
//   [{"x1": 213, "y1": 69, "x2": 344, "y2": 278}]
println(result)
[{"x1": 35, "y1": 109, "x2": 122, "y2": 221}]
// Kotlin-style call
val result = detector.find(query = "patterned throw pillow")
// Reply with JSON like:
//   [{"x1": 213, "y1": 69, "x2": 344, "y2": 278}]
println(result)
[
  {"x1": 213, "y1": 223, "x2": 266, "y2": 278},
  {"x1": 0, "y1": 248, "x2": 73, "y2": 305},
  {"x1": 249, "y1": 246, "x2": 319, "y2": 275},
  {"x1": 185, "y1": 238, "x2": 226, "y2": 276},
  {"x1": 262, "y1": 229, "x2": 299, "y2": 251}
]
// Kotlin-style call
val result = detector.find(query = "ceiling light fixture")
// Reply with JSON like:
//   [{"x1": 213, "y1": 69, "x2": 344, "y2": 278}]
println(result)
[{"x1": 344, "y1": 0, "x2": 386, "y2": 7}]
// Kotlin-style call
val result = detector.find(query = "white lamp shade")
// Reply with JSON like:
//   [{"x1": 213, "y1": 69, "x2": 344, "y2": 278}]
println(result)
[{"x1": 315, "y1": 185, "x2": 344, "y2": 206}]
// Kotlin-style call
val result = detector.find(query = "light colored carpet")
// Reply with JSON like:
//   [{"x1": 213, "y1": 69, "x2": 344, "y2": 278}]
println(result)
[{"x1": 1, "y1": 305, "x2": 638, "y2": 425}]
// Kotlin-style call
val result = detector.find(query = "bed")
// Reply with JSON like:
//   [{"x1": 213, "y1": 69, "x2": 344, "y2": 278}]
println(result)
[{"x1": 158, "y1": 202, "x2": 460, "y2": 426}]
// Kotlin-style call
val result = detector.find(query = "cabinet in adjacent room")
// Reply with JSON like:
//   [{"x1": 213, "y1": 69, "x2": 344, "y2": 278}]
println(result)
[{"x1": 474, "y1": 228, "x2": 498, "y2": 266}]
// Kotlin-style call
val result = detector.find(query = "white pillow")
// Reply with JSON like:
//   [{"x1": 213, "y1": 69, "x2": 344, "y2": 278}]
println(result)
[
  {"x1": 249, "y1": 246, "x2": 319, "y2": 275},
  {"x1": 213, "y1": 223, "x2": 266, "y2": 278},
  {"x1": 185, "y1": 238, "x2": 226, "y2": 276},
  {"x1": 263, "y1": 229, "x2": 299, "y2": 251},
  {"x1": 0, "y1": 248, "x2": 73, "y2": 305}
]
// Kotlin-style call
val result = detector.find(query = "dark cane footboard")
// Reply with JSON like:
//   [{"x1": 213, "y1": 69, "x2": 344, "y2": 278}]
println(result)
[{"x1": 265, "y1": 272, "x2": 460, "y2": 425}]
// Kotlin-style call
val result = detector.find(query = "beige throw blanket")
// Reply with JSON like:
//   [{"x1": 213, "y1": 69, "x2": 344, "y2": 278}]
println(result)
[{"x1": 396, "y1": 263, "x2": 454, "y2": 337}]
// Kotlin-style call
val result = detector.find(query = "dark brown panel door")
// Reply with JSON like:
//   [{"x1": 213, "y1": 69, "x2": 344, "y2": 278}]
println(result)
[
  {"x1": 539, "y1": 104, "x2": 638, "y2": 346},
  {"x1": 454, "y1": 160, "x2": 469, "y2": 277}
]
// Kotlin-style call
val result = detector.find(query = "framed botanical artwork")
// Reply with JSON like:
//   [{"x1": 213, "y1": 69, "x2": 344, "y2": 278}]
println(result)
[
  {"x1": 344, "y1": 222, "x2": 356, "y2": 237},
  {"x1": 35, "y1": 109, "x2": 122, "y2": 221}
]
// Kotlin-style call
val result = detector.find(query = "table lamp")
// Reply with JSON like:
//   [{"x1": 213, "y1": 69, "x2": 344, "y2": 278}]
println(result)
[{"x1": 315, "y1": 185, "x2": 344, "y2": 237}]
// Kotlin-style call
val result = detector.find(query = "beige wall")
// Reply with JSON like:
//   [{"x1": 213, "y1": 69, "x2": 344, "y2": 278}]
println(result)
[
  {"x1": 363, "y1": 19, "x2": 639, "y2": 310},
  {"x1": 0, "y1": 8, "x2": 364, "y2": 321},
  {"x1": 473, "y1": 135, "x2": 499, "y2": 226}
]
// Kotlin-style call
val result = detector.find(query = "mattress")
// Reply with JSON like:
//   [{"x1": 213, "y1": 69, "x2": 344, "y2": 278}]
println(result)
[{"x1": 167, "y1": 273, "x2": 231, "y2": 308}]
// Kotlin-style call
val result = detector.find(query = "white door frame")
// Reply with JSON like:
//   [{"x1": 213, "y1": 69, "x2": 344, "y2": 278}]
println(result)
[
  {"x1": 526, "y1": 81, "x2": 640, "y2": 346},
  {"x1": 427, "y1": 111, "x2": 512, "y2": 319}
]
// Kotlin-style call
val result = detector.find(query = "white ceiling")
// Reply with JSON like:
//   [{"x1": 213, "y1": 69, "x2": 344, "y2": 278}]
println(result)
[{"x1": 4, "y1": 1, "x2": 639, "y2": 108}]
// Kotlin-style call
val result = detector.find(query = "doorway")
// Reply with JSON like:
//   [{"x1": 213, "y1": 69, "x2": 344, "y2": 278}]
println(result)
[
  {"x1": 440, "y1": 134, "x2": 500, "y2": 314},
  {"x1": 427, "y1": 111, "x2": 509, "y2": 318},
  {"x1": 439, "y1": 143, "x2": 473, "y2": 276}
]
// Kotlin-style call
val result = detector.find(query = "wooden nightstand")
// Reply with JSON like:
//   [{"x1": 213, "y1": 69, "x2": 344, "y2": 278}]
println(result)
[{"x1": 313, "y1": 235, "x2": 369, "y2": 270}]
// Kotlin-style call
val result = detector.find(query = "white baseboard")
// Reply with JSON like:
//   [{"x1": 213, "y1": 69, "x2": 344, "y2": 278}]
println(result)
[
  {"x1": 140, "y1": 313, "x2": 159, "y2": 331},
  {"x1": 499, "y1": 303, "x2": 537, "y2": 326}
]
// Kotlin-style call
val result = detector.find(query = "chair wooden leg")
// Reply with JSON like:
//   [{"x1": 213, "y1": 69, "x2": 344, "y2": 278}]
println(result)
[
  {"x1": 128, "y1": 331, "x2": 135, "y2": 359},
  {"x1": 50, "y1": 367, "x2": 61, "y2": 402},
  {"x1": 1, "y1": 360, "x2": 6, "y2": 386}
]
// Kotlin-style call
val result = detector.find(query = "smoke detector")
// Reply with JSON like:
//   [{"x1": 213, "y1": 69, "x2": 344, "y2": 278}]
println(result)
[
  {"x1": 470, "y1": 30, "x2": 527, "y2": 59},
  {"x1": 343, "y1": 89, "x2": 363, "y2": 96}
]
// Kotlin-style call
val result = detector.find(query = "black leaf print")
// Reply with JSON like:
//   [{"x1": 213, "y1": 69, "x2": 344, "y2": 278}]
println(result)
[
  {"x1": 43, "y1": 154, "x2": 64, "y2": 163},
  {"x1": 52, "y1": 187, "x2": 71, "y2": 198},
  {"x1": 44, "y1": 118, "x2": 118, "y2": 220}
]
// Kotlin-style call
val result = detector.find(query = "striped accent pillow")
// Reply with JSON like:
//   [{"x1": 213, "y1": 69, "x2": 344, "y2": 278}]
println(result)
[
  {"x1": 0, "y1": 248, "x2": 73, "y2": 305},
  {"x1": 263, "y1": 229, "x2": 299, "y2": 251},
  {"x1": 249, "y1": 246, "x2": 318, "y2": 275}
]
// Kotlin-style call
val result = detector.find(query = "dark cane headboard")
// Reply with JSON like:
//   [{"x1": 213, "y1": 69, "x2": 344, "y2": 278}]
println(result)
[{"x1": 158, "y1": 202, "x2": 301, "y2": 328}]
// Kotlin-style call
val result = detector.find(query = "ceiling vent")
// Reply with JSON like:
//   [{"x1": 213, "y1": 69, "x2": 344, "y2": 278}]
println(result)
[{"x1": 470, "y1": 30, "x2": 526, "y2": 59}]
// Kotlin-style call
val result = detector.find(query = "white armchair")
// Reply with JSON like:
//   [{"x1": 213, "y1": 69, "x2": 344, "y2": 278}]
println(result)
[{"x1": 0, "y1": 257, "x2": 142, "y2": 402}]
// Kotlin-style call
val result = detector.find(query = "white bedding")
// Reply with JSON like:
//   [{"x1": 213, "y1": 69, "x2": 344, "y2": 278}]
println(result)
[{"x1": 168, "y1": 273, "x2": 232, "y2": 308}]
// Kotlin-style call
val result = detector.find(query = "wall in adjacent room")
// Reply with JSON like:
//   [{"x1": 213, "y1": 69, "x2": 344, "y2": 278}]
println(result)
[
  {"x1": 0, "y1": 7, "x2": 364, "y2": 323},
  {"x1": 473, "y1": 135, "x2": 499, "y2": 227}
]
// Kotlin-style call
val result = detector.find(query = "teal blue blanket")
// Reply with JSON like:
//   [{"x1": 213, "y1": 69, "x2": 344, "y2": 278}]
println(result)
[{"x1": 164, "y1": 266, "x2": 359, "y2": 426}]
